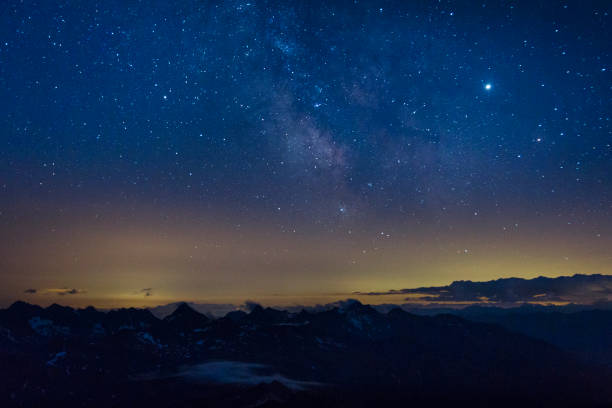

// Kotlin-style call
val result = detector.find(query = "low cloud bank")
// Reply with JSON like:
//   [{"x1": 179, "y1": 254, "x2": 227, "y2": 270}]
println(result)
[{"x1": 354, "y1": 274, "x2": 612, "y2": 305}]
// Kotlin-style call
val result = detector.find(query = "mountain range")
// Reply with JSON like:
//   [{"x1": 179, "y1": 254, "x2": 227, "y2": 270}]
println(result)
[{"x1": 1, "y1": 299, "x2": 611, "y2": 407}]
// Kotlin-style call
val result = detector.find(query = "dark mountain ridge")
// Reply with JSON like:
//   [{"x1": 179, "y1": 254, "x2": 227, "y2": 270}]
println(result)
[
  {"x1": 0, "y1": 300, "x2": 610, "y2": 407},
  {"x1": 430, "y1": 305, "x2": 612, "y2": 368}
]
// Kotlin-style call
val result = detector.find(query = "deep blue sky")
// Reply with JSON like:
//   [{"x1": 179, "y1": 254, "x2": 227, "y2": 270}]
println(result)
[{"x1": 0, "y1": 1, "x2": 610, "y2": 307}]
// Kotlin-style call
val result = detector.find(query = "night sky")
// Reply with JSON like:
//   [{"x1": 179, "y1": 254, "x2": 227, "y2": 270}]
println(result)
[{"x1": 0, "y1": 1, "x2": 610, "y2": 308}]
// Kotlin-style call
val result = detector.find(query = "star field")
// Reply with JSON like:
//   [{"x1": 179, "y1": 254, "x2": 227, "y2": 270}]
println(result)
[{"x1": 0, "y1": 0, "x2": 610, "y2": 307}]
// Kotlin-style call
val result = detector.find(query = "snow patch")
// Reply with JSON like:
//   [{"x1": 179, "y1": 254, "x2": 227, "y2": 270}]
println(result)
[
  {"x1": 139, "y1": 361, "x2": 322, "y2": 390},
  {"x1": 28, "y1": 317, "x2": 70, "y2": 336},
  {"x1": 137, "y1": 332, "x2": 164, "y2": 349},
  {"x1": 46, "y1": 351, "x2": 67, "y2": 366}
]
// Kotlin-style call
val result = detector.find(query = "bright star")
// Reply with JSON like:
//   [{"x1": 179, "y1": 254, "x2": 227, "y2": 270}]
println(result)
[{"x1": 484, "y1": 83, "x2": 492, "y2": 90}]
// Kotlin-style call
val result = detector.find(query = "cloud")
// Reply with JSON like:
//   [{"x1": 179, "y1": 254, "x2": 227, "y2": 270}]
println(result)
[
  {"x1": 354, "y1": 274, "x2": 612, "y2": 305},
  {"x1": 131, "y1": 288, "x2": 153, "y2": 297},
  {"x1": 44, "y1": 288, "x2": 86, "y2": 296},
  {"x1": 24, "y1": 288, "x2": 37, "y2": 294}
]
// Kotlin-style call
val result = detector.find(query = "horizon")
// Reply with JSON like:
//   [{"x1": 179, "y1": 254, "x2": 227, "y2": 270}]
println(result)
[{"x1": 6, "y1": 272, "x2": 610, "y2": 310}]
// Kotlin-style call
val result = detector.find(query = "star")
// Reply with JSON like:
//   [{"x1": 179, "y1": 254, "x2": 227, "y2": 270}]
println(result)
[{"x1": 484, "y1": 83, "x2": 492, "y2": 91}]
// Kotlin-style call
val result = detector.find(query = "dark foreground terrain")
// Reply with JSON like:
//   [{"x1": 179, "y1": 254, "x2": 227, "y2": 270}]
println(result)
[{"x1": 1, "y1": 300, "x2": 611, "y2": 407}]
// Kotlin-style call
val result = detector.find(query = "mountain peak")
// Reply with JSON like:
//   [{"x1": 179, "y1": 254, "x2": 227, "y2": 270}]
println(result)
[
  {"x1": 9, "y1": 300, "x2": 31, "y2": 309},
  {"x1": 164, "y1": 302, "x2": 209, "y2": 327},
  {"x1": 8, "y1": 300, "x2": 42, "y2": 314},
  {"x1": 46, "y1": 303, "x2": 75, "y2": 313},
  {"x1": 174, "y1": 302, "x2": 196, "y2": 314},
  {"x1": 337, "y1": 299, "x2": 376, "y2": 315},
  {"x1": 248, "y1": 305, "x2": 289, "y2": 324},
  {"x1": 248, "y1": 304, "x2": 265, "y2": 314}
]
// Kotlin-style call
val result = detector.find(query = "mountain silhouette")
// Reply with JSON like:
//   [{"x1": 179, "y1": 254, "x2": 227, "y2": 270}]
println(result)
[
  {"x1": 0, "y1": 300, "x2": 610, "y2": 407},
  {"x1": 164, "y1": 302, "x2": 210, "y2": 332}
]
